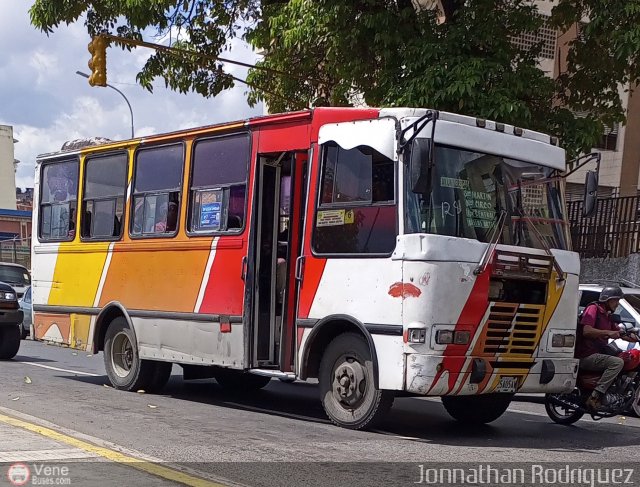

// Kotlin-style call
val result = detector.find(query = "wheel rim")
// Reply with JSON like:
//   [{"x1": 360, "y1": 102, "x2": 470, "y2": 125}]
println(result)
[
  {"x1": 110, "y1": 331, "x2": 134, "y2": 378},
  {"x1": 331, "y1": 354, "x2": 367, "y2": 409}
]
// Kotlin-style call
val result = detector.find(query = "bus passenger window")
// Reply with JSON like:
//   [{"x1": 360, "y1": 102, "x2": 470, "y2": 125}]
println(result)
[
  {"x1": 82, "y1": 153, "x2": 128, "y2": 240},
  {"x1": 188, "y1": 133, "x2": 250, "y2": 234},
  {"x1": 39, "y1": 160, "x2": 79, "y2": 241},
  {"x1": 131, "y1": 144, "x2": 184, "y2": 237},
  {"x1": 313, "y1": 142, "x2": 397, "y2": 255}
]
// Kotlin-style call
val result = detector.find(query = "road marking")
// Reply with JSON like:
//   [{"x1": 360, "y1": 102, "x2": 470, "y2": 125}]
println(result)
[
  {"x1": 0, "y1": 412, "x2": 228, "y2": 487},
  {"x1": 19, "y1": 361, "x2": 100, "y2": 377}
]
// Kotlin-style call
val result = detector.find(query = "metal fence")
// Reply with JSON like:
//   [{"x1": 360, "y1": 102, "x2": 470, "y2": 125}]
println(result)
[
  {"x1": 0, "y1": 237, "x2": 31, "y2": 270},
  {"x1": 567, "y1": 196, "x2": 640, "y2": 258}
]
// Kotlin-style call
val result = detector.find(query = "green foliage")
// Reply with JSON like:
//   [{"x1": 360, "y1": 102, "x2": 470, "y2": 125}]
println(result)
[{"x1": 29, "y1": 0, "x2": 640, "y2": 160}]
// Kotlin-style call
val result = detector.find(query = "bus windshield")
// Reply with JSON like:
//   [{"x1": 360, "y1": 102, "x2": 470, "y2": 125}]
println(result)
[{"x1": 405, "y1": 144, "x2": 570, "y2": 250}]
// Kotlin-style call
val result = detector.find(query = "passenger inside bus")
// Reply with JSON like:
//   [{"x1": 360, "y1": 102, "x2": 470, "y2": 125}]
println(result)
[
  {"x1": 227, "y1": 186, "x2": 246, "y2": 230},
  {"x1": 155, "y1": 201, "x2": 178, "y2": 233}
]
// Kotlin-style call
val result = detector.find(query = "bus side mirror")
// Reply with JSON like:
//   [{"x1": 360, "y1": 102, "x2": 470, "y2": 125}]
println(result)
[
  {"x1": 583, "y1": 170, "x2": 598, "y2": 217},
  {"x1": 409, "y1": 138, "x2": 432, "y2": 193}
]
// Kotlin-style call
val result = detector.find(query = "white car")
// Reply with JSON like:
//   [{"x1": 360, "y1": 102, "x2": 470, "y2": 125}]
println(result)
[
  {"x1": 579, "y1": 284, "x2": 640, "y2": 351},
  {"x1": 0, "y1": 262, "x2": 30, "y2": 299}
]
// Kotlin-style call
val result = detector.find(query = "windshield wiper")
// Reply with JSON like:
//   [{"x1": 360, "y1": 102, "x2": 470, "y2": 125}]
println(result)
[
  {"x1": 516, "y1": 209, "x2": 565, "y2": 282},
  {"x1": 474, "y1": 210, "x2": 507, "y2": 275},
  {"x1": 513, "y1": 179, "x2": 565, "y2": 282}
]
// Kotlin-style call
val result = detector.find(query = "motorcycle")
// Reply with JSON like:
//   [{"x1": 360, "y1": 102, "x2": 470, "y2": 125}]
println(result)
[{"x1": 545, "y1": 318, "x2": 640, "y2": 425}]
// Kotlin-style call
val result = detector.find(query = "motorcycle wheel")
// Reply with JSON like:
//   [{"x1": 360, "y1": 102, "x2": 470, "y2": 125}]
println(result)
[
  {"x1": 632, "y1": 387, "x2": 640, "y2": 417},
  {"x1": 545, "y1": 391, "x2": 584, "y2": 425}
]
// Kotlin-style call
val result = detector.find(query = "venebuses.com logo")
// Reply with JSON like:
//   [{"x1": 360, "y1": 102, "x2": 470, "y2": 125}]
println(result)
[{"x1": 7, "y1": 463, "x2": 30, "y2": 486}]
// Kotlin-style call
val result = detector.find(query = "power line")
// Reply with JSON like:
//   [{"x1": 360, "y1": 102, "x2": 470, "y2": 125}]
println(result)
[
  {"x1": 101, "y1": 33, "x2": 324, "y2": 84},
  {"x1": 99, "y1": 33, "x2": 309, "y2": 109}
]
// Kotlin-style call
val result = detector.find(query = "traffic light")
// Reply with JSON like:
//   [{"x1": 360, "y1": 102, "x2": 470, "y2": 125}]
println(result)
[{"x1": 87, "y1": 36, "x2": 107, "y2": 87}]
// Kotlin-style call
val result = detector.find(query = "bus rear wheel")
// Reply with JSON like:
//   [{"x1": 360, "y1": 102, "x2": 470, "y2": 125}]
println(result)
[
  {"x1": 103, "y1": 317, "x2": 169, "y2": 392},
  {"x1": 319, "y1": 332, "x2": 393, "y2": 430},
  {"x1": 441, "y1": 393, "x2": 513, "y2": 424},
  {"x1": 0, "y1": 325, "x2": 21, "y2": 360}
]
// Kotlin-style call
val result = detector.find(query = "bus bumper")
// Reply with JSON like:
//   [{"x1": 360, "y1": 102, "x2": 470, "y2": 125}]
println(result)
[{"x1": 405, "y1": 354, "x2": 579, "y2": 396}]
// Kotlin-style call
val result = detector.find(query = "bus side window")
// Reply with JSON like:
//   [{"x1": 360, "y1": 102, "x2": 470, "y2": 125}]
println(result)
[
  {"x1": 131, "y1": 143, "x2": 184, "y2": 238},
  {"x1": 312, "y1": 142, "x2": 397, "y2": 255},
  {"x1": 81, "y1": 152, "x2": 128, "y2": 240},
  {"x1": 188, "y1": 133, "x2": 250, "y2": 234},
  {"x1": 39, "y1": 160, "x2": 79, "y2": 241}
]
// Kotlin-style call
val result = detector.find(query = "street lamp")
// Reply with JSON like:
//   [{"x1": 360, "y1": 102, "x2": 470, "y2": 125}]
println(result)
[{"x1": 76, "y1": 71, "x2": 135, "y2": 139}]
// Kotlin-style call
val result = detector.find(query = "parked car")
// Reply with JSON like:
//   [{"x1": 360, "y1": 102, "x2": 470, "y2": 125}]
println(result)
[
  {"x1": 0, "y1": 281, "x2": 24, "y2": 359},
  {"x1": 18, "y1": 285, "x2": 32, "y2": 339},
  {"x1": 578, "y1": 284, "x2": 640, "y2": 351},
  {"x1": 0, "y1": 262, "x2": 31, "y2": 299}
]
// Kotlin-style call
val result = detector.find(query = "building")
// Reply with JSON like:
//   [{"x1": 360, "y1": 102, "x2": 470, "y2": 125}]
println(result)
[
  {"x1": 0, "y1": 125, "x2": 18, "y2": 210},
  {"x1": 16, "y1": 187, "x2": 34, "y2": 211},
  {"x1": 509, "y1": 2, "x2": 639, "y2": 200},
  {"x1": 0, "y1": 209, "x2": 32, "y2": 241}
]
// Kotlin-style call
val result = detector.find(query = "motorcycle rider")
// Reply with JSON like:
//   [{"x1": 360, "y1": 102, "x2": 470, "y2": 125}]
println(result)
[{"x1": 576, "y1": 286, "x2": 638, "y2": 410}]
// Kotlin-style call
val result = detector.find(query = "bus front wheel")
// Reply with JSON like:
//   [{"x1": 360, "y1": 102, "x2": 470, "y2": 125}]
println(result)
[
  {"x1": 103, "y1": 317, "x2": 170, "y2": 392},
  {"x1": 319, "y1": 332, "x2": 393, "y2": 430},
  {"x1": 441, "y1": 393, "x2": 513, "y2": 424}
]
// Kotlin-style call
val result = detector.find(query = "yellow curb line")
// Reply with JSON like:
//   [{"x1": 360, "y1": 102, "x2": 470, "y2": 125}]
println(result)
[{"x1": 0, "y1": 413, "x2": 226, "y2": 487}]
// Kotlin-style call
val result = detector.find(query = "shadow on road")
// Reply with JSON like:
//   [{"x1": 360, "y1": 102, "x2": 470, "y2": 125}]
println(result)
[
  {"x1": 60, "y1": 373, "x2": 640, "y2": 453},
  {"x1": 13, "y1": 354, "x2": 57, "y2": 363}
]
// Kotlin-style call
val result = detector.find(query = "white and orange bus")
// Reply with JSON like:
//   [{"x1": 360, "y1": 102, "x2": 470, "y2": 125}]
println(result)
[{"x1": 32, "y1": 108, "x2": 581, "y2": 429}]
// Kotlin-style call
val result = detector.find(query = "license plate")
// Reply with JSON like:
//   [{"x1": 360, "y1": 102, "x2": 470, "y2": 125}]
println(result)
[{"x1": 496, "y1": 376, "x2": 519, "y2": 393}]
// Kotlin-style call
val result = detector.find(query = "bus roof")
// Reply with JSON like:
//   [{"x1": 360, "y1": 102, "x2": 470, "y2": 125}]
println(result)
[{"x1": 36, "y1": 106, "x2": 561, "y2": 162}]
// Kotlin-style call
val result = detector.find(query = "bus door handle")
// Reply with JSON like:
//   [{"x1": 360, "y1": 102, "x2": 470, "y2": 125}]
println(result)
[
  {"x1": 241, "y1": 256, "x2": 248, "y2": 281},
  {"x1": 295, "y1": 256, "x2": 305, "y2": 283}
]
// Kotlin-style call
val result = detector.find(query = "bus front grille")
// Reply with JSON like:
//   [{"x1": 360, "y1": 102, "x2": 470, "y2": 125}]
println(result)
[{"x1": 482, "y1": 304, "x2": 544, "y2": 355}]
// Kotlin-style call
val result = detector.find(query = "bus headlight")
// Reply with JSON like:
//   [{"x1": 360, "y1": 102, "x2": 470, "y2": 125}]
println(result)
[
  {"x1": 435, "y1": 330, "x2": 470, "y2": 345},
  {"x1": 551, "y1": 333, "x2": 575, "y2": 348},
  {"x1": 454, "y1": 331, "x2": 470, "y2": 345},
  {"x1": 436, "y1": 330, "x2": 454, "y2": 344}
]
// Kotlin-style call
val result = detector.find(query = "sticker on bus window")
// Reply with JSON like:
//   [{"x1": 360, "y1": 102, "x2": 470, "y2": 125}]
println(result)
[
  {"x1": 317, "y1": 209, "x2": 345, "y2": 227},
  {"x1": 344, "y1": 210, "x2": 355, "y2": 224},
  {"x1": 440, "y1": 177, "x2": 469, "y2": 190},
  {"x1": 200, "y1": 202, "x2": 221, "y2": 230}
]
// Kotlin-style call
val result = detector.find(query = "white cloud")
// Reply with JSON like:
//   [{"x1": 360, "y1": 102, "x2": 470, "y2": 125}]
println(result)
[
  {"x1": 1, "y1": 0, "x2": 263, "y2": 192},
  {"x1": 28, "y1": 49, "x2": 61, "y2": 86}
]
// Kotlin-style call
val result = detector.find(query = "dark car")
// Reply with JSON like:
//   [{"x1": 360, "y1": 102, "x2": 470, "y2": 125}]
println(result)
[{"x1": 0, "y1": 281, "x2": 24, "y2": 359}]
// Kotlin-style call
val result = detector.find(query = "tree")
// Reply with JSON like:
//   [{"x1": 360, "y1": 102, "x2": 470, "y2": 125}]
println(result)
[{"x1": 30, "y1": 0, "x2": 640, "y2": 159}]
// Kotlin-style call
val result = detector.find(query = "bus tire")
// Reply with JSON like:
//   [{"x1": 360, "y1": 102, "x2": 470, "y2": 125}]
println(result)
[
  {"x1": 147, "y1": 361, "x2": 173, "y2": 393},
  {"x1": 214, "y1": 369, "x2": 272, "y2": 391},
  {"x1": 319, "y1": 332, "x2": 393, "y2": 430},
  {"x1": 103, "y1": 317, "x2": 155, "y2": 391},
  {"x1": 0, "y1": 325, "x2": 21, "y2": 360},
  {"x1": 441, "y1": 393, "x2": 513, "y2": 424}
]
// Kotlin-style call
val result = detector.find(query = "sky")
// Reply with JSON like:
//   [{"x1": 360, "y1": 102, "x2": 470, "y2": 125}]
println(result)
[{"x1": 0, "y1": 1, "x2": 263, "y2": 190}]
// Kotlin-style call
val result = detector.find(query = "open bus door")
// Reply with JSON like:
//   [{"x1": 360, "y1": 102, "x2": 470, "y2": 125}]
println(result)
[{"x1": 249, "y1": 151, "x2": 307, "y2": 371}]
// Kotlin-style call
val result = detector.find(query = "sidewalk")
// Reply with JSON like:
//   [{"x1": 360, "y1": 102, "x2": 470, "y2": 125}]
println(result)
[{"x1": 0, "y1": 410, "x2": 226, "y2": 487}]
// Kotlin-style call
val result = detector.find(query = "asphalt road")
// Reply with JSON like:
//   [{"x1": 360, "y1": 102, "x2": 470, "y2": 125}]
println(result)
[{"x1": 2, "y1": 340, "x2": 640, "y2": 486}]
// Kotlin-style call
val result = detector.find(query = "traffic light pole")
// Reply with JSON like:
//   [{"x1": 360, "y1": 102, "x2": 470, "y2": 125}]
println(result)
[{"x1": 76, "y1": 71, "x2": 135, "y2": 139}]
